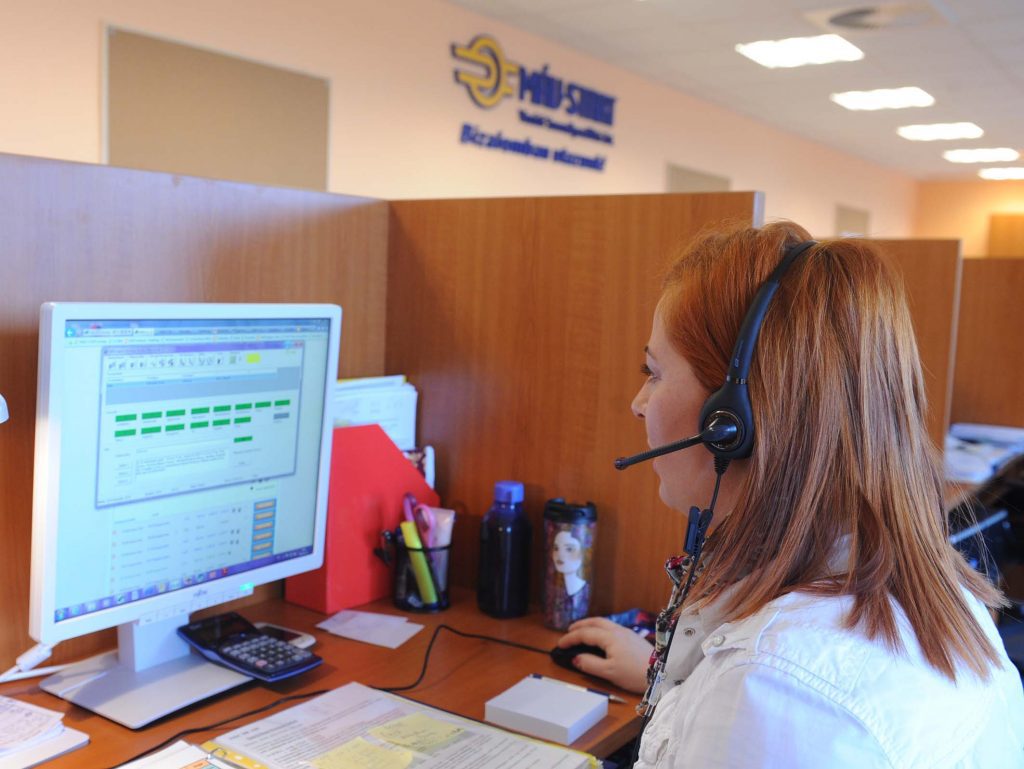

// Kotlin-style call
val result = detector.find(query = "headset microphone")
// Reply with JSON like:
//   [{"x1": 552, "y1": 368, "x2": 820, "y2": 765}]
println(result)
[{"x1": 613, "y1": 417, "x2": 738, "y2": 470}]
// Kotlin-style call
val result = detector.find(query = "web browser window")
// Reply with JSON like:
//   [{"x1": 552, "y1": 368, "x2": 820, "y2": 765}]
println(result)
[{"x1": 51, "y1": 317, "x2": 331, "y2": 623}]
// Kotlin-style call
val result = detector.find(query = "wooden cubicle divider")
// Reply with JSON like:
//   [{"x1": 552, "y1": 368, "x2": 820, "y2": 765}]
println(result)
[
  {"x1": 0, "y1": 152, "x2": 388, "y2": 668},
  {"x1": 988, "y1": 213, "x2": 1024, "y2": 257},
  {"x1": 952, "y1": 258, "x2": 1024, "y2": 427},
  {"x1": 872, "y1": 239, "x2": 962, "y2": 448},
  {"x1": 387, "y1": 193, "x2": 763, "y2": 615}
]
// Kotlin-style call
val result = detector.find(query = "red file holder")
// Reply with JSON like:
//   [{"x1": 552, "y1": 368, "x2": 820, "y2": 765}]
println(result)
[{"x1": 285, "y1": 424, "x2": 439, "y2": 614}]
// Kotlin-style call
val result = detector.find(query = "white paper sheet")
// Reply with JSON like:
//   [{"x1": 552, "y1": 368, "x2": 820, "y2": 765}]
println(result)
[{"x1": 316, "y1": 610, "x2": 424, "y2": 649}]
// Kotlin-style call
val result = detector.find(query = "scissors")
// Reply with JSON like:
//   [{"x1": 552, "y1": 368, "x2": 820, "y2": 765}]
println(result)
[{"x1": 402, "y1": 493, "x2": 437, "y2": 548}]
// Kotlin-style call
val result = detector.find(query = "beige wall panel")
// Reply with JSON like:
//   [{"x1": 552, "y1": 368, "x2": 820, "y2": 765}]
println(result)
[
  {"x1": 387, "y1": 192, "x2": 762, "y2": 615},
  {"x1": 0, "y1": 153, "x2": 387, "y2": 668},
  {"x1": 108, "y1": 28, "x2": 328, "y2": 190}
]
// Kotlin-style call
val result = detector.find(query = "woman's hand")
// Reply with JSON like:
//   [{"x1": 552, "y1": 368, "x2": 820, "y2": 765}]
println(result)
[{"x1": 556, "y1": 617, "x2": 652, "y2": 694}]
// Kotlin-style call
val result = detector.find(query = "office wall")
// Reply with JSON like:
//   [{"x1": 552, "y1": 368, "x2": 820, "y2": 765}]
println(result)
[
  {"x1": 387, "y1": 192, "x2": 765, "y2": 614},
  {"x1": 0, "y1": 153, "x2": 388, "y2": 668},
  {"x1": 915, "y1": 179, "x2": 1024, "y2": 257},
  {"x1": 0, "y1": 0, "x2": 915, "y2": 238}
]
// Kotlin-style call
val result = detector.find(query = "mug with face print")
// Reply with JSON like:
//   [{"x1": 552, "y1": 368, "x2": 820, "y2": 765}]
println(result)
[{"x1": 542, "y1": 498, "x2": 598, "y2": 630}]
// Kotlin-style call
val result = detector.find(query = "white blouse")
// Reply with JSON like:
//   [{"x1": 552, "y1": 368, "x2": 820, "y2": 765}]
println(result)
[{"x1": 635, "y1": 589, "x2": 1024, "y2": 768}]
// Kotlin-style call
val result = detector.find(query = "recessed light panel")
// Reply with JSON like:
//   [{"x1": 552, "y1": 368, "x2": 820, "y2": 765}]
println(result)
[
  {"x1": 735, "y1": 34, "x2": 864, "y2": 69},
  {"x1": 897, "y1": 122, "x2": 984, "y2": 141},
  {"x1": 979, "y1": 168, "x2": 1024, "y2": 180},
  {"x1": 830, "y1": 86, "x2": 934, "y2": 110},
  {"x1": 943, "y1": 148, "x2": 1020, "y2": 163}
]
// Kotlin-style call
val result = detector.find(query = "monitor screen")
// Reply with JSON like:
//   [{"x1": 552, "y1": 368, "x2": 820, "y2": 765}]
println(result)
[{"x1": 30, "y1": 303, "x2": 341, "y2": 648}]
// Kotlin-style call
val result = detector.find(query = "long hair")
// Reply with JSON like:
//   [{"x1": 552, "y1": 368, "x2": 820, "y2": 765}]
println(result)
[{"x1": 660, "y1": 220, "x2": 1004, "y2": 681}]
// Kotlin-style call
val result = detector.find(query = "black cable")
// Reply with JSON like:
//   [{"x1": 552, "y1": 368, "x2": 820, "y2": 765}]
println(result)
[
  {"x1": 625, "y1": 458, "x2": 730, "y2": 769},
  {"x1": 108, "y1": 625, "x2": 548, "y2": 768},
  {"x1": 106, "y1": 687, "x2": 331, "y2": 769},
  {"x1": 379, "y1": 623, "x2": 549, "y2": 692}
]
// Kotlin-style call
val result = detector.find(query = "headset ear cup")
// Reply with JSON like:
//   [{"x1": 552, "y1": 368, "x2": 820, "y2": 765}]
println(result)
[{"x1": 700, "y1": 382, "x2": 754, "y2": 459}]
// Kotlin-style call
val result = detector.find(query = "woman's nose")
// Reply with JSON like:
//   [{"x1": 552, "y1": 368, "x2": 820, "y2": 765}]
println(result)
[{"x1": 631, "y1": 388, "x2": 646, "y2": 420}]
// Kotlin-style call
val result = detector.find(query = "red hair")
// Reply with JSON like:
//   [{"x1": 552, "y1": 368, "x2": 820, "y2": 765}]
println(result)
[{"x1": 661, "y1": 220, "x2": 1004, "y2": 681}]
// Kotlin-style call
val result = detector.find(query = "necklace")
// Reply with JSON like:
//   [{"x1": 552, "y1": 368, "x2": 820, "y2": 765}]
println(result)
[{"x1": 636, "y1": 551, "x2": 705, "y2": 716}]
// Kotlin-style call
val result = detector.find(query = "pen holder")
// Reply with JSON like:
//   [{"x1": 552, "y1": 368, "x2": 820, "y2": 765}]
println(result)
[{"x1": 393, "y1": 539, "x2": 451, "y2": 612}]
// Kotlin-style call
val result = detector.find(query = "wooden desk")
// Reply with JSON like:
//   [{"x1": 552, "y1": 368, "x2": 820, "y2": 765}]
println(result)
[{"x1": 0, "y1": 588, "x2": 641, "y2": 766}]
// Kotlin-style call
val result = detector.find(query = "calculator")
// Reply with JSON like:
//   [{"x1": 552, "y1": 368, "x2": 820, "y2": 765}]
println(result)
[{"x1": 178, "y1": 611, "x2": 322, "y2": 682}]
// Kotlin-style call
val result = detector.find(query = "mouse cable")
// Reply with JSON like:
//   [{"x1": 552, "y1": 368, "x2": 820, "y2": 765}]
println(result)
[
  {"x1": 107, "y1": 624, "x2": 548, "y2": 768},
  {"x1": 379, "y1": 623, "x2": 549, "y2": 693}
]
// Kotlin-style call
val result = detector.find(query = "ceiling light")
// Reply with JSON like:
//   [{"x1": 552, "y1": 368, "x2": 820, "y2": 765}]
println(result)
[
  {"x1": 979, "y1": 168, "x2": 1024, "y2": 180},
  {"x1": 735, "y1": 34, "x2": 864, "y2": 69},
  {"x1": 897, "y1": 122, "x2": 984, "y2": 141},
  {"x1": 830, "y1": 86, "x2": 934, "y2": 111},
  {"x1": 943, "y1": 148, "x2": 1020, "y2": 163}
]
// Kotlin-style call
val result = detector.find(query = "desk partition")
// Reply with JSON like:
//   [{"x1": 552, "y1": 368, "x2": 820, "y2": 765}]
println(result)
[
  {"x1": 387, "y1": 193, "x2": 765, "y2": 615},
  {"x1": 953, "y1": 257, "x2": 1024, "y2": 428},
  {"x1": 871, "y1": 239, "x2": 962, "y2": 448},
  {"x1": 0, "y1": 152, "x2": 388, "y2": 670}
]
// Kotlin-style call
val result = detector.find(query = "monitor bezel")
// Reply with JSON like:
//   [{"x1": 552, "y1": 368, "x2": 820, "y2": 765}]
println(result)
[{"x1": 29, "y1": 301, "x2": 341, "y2": 646}]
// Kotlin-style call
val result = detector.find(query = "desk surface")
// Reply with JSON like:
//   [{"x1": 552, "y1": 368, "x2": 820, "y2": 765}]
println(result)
[{"x1": 1, "y1": 589, "x2": 641, "y2": 766}]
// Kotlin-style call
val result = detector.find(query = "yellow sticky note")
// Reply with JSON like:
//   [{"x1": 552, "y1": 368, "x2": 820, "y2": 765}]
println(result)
[
  {"x1": 369, "y1": 712, "x2": 464, "y2": 753},
  {"x1": 246, "y1": 352, "x2": 261, "y2": 363},
  {"x1": 310, "y1": 737, "x2": 412, "y2": 769}
]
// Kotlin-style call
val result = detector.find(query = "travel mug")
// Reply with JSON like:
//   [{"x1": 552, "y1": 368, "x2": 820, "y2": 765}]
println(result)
[{"x1": 542, "y1": 498, "x2": 597, "y2": 630}]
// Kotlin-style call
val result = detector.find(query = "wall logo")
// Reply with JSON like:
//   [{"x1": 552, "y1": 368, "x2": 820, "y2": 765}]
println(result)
[
  {"x1": 452, "y1": 35, "x2": 518, "y2": 109},
  {"x1": 450, "y1": 34, "x2": 617, "y2": 172}
]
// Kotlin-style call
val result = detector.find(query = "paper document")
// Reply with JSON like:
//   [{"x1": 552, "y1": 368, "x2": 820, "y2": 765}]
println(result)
[
  {"x1": 317, "y1": 610, "x2": 424, "y2": 649},
  {"x1": 213, "y1": 682, "x2": 595, "y2": 769},
  {"x1": 333, "y1": 377, "x2": 418, "y2": 450},
  {"x1": 0, "y1": 696, "x2": 63, "y2": 752},
  {"x1": 117, "y1": 741, "x2": 234, "y2": 769},
  {"x1": 0, "y1": 695, "x2": 89, "y2": 769}
]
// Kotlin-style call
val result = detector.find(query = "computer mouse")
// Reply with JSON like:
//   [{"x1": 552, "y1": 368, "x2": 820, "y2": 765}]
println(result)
[{"x1": 550, "y1": 643, "x2": 606, "y2": 671}]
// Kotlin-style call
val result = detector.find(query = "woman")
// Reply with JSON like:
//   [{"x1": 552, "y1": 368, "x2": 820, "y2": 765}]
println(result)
[
  {"x1": 557, "y1": 221, "x2": 1024, "y2": 767},
  {"x1": 547, "y1": 528, "x2": 591, "y2": 629}
]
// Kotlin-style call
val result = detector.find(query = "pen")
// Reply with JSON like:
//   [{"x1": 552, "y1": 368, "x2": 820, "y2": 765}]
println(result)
[{"x1": 529, "y1": 673, "x2": 628, "y2": 704}]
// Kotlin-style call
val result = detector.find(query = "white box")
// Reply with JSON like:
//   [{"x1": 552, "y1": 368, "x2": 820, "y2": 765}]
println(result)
[{"x1": 484, "y1": 676, "x2": 608, "y2": 746}]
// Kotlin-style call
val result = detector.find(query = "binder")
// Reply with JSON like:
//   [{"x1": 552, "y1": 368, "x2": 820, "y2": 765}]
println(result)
[{"x1": 285, "y1": 424, "x2": 439, "y2": 613}]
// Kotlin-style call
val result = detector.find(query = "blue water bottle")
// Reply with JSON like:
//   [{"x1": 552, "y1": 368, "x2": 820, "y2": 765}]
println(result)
[{"x1": 477, "y1": 480, "x2": 531, "y2": 618}]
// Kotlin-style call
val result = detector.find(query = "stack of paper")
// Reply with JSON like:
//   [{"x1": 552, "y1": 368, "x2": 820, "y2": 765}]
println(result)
[
  {"x1": 0, "y1": 696, "x2": 88, "y2": 769},
  {"x1": 485, "y1": 676, "x2": 608, "y2": 746},
  {"x1": 333, "y1": 376, "x2": 418, "y2": 451},
  {"x1": 316, "y1": 609, "x2": 424, "y2": 649}
]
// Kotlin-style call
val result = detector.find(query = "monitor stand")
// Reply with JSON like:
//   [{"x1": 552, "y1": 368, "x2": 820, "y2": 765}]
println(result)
[{"x1": 40, "y1": 613, "x2": 251, "y2": 729}]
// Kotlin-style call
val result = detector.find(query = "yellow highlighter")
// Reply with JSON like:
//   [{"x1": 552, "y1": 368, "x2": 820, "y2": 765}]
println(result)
[{"x1": 400, "y1": 520, "x2": 439, "y2": 605}]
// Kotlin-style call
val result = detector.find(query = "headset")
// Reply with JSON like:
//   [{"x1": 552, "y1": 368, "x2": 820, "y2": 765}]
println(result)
[{"x1": 614, "y1": 239, "x2": 818, "y2": 470}]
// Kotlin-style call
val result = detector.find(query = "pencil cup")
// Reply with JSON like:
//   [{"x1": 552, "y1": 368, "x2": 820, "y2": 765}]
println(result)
[{"x1": 393, "y1": 539, "x2": 451, "y2": 612}]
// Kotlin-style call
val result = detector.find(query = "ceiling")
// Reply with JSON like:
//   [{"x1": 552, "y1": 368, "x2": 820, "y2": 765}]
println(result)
[{"x1": 446, "y1": 0, "x2": 1024, "y2": 180}]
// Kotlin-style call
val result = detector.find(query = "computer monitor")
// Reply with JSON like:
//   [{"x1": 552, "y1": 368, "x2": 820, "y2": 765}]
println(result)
[{"x1": 29, "y1": 302, "x2": 341, "y2": 728}]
